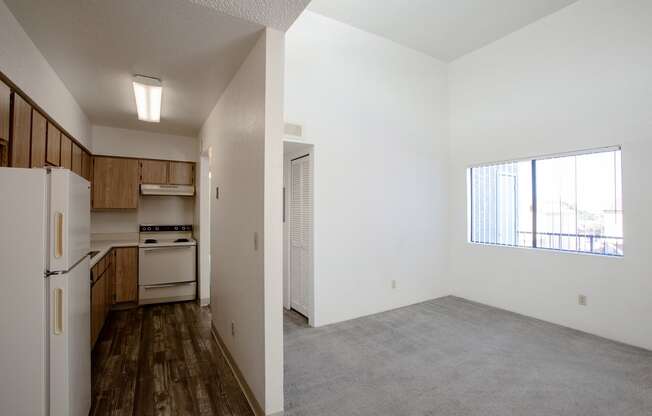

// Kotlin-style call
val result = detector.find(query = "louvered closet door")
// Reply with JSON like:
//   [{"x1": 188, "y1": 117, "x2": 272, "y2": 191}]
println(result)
[{"x1": 290, "y1": 155, "x2": 312, "y2": 317}]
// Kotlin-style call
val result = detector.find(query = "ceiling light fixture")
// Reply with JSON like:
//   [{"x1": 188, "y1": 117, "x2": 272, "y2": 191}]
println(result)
[{"x1": 132, "y1": 75, "x2": 162, "y2": 123}]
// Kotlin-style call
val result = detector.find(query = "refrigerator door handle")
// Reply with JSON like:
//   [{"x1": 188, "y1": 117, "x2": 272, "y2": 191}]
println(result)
[
  {"x1": 55, "y1": 212, "x2": 64, "y2": 259},
  {"x1": 54, "y1": 288, "x2": 64, "y2": 335}
]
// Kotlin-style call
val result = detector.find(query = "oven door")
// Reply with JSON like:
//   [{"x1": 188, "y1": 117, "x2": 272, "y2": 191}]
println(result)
[{"x1": 138, "y1": 245, "x2": 196, "y2": 286}]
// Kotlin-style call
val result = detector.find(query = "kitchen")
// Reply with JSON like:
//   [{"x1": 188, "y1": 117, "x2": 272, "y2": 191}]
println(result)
[
  {"x1": 0, "y1": 0, "x2": 270, "y2": 414},
  {"x1": 0, "y1": 71, "x2": 202, "y2": 412}
]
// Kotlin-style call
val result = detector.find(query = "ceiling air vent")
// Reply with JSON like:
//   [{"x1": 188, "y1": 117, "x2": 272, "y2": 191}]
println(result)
[{"x1": 284, "y1": 122, "x2": 303, "y2": 139}]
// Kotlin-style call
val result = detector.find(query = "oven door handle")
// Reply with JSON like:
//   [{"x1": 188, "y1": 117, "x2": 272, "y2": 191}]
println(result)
[
  {"x1": 143, "y1": 282, "x2": 193, "y2": 289},
  {"x1": 142, "y1": 246, "x2": 194, "y2": 252}
]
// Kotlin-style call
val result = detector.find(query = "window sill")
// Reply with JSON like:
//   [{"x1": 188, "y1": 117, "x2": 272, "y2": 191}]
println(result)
[{"x1": 467, "y1": 241, "x2": 624, "y2": 259}]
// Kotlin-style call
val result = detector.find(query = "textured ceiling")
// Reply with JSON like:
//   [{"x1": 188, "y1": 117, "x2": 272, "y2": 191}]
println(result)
[
  {"x1": 5, "y1": 0, "x2": 310, "y2": 137},
  {"x1": 189, "y1": 0, "x2": 311, "y2": 31},
  {"x1": 309, "y1": 0, "x2": 579, "y2": 62}
]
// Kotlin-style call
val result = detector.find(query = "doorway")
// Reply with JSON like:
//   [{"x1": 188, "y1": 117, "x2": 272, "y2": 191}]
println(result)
[{"x1": 283, "y1": 141, "x2": 314, "y2": 325}]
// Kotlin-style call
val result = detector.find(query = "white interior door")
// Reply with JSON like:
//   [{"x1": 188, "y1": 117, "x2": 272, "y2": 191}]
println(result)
[{"x1": 289, "y1": 154, "x2": 312, "y2": 317}]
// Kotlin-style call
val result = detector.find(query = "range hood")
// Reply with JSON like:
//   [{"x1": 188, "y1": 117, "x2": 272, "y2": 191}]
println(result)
[{"x1": 140, "y1": 184, "x2": 194, "y2": 196}]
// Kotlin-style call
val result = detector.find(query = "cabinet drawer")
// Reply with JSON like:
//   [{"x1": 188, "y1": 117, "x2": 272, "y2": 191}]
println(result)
[{"x1": 139, "y1": 282, "x2": 196, "y2": 305}]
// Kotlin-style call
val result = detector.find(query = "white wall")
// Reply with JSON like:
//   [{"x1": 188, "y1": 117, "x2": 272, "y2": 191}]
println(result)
[
  {"x1": 448, "y1": 0, "x2": 652, "y2": 350},
  {"x1": 0, "y1": 0, "x2": 91, "y2": 148},
  {"x1": 285, "y1": 12, "x2": 450, "y2": 327},
  {"x1": 92, "y1": 125, "x2": 197, "y2": 161},
  {"x1": 199, "y1": 28, "x2": 284, "y2": 415},
  {"x1": 90, "y1": 125, "x2": 198, "y2": 235},
  {"x1": 262, "y1": 28, "x2": 284, "y2": 415},
  {"x1": 91, "y1": 196, "x2": 195, "y2": 234}
]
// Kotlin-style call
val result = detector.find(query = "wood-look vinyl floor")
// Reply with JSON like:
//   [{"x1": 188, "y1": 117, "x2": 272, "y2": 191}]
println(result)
[{"x1": 91, "y1": 302, "x2": 254, "y2": 416}]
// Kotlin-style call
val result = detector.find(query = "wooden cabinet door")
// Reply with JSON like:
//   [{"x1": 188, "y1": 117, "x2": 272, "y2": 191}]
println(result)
[
  {"x1": 10, "y1": 94, "x2": 31, "y2": 168},
  {"x1": 140, "y1": 159, "x2": 168, "y2": 184},
  {"x1": 0, "y1": 81, "x2": 10, "y2": 167},
  {"x1": 82, "y1": 151, "x2": 91, "y2": 180},
  {"x1": 106, "y1": 250, "x2": 115, "y2": 306},
  {"x1": 91, "y1": 272, "x2": 106, "y2": 347},
  {"x1": 115, "y1": 247, "x2": 137, "y2": 303},
  {"x1": 168, "y1": 161, "x2": 194, "y2": 185},
  {"x1": 30, "y1": 111, "x2": 47, "y2": 168},
  {"x1": 71, "y1": 142, "x2": 83, "y2": 176},
  {"x1": 92, "y1": 157, "x2": 139, "y2": 209},
  {"x1": 46, "y1": 122, "x2": 61, "y2": 166},
  {"x1": 60, "y1": 134, "x2": 72, "y2": 169}
]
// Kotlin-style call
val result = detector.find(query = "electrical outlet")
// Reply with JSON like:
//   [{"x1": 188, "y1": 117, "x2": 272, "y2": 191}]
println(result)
[
  {"x1": 231, "y1": 322, "x2": 236, "y2": 336},
  {"x1": 578, "y1": 295, "x2": 587, "y2": 306},
  {"x1": 391, "y1": 280, "x2": 397, "y2": 289}
]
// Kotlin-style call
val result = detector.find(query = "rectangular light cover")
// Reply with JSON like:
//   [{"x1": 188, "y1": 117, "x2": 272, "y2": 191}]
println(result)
[{"x1": 132, "y1": 75, "x2": 162, "y2": 122}]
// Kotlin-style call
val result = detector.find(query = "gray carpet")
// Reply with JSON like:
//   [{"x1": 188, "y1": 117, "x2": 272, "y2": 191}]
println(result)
[{"x1": 283, "y1": 296, "x2": 652, "y2": 416}]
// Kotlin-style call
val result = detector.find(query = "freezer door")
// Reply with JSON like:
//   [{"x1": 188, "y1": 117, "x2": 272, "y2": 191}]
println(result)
[
  {"x1": 49, "y1": 257, "x2": 91, "y2": 416},
  {"x1": 49, "y1": 169, "x2": 90, "y2": 272}
]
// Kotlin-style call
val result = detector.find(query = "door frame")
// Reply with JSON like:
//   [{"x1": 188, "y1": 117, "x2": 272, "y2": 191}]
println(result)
[
  {"x1": 198, "y1": 150, "x2": 211, "y2": 306},
  {"x1": 283, "y1": 145, "x2": 315, "y2": 326}
]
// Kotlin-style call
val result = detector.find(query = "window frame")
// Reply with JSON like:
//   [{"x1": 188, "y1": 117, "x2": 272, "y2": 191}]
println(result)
[{"x1": 468, "y1": 146, "x2": 623, "y2": 257}]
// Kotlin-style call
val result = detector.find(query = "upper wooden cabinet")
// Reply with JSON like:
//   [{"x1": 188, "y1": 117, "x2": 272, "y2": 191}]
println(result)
[
  {"x1": 45, "y1": 122, "x2": 61, "y2": 166},
  {"x1": 60, "y1": 134, "x2": 72, "y2": 169},
  {"x1": 71, "y1": 143, "x2": 83, "y2": 176},
  {"x1": 140, "y1": 159, "x2": 168, "y2": 184},
  {"x1": 92, "y1": 156, "x2": 139, "y2": 209},
  {"x1": 1, "y1": 76, "x2": 90, "y2": 172},
  {"x1": 10, "y1": 94, "x2": 31, "y2": 168},
  {"x1": 0, "y1": 81, "x2": 10, "y2": 167},
  {"x1": 168, "y1": 161, "x2": 194, "y2": 185},
  {"x1": 82, "y1": 151, "x2": 91, "y2": 180},
  {"x1": 30, "y1": 111, "x2": 47, "y2": 168}
]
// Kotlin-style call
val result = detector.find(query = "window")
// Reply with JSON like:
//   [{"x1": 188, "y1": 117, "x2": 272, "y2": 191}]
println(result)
[{"x1": 469, "y1": 147, "x2": 623, "y2": 256}]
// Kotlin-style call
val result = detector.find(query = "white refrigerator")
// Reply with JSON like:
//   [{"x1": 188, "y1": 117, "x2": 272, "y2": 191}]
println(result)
[{"x1": 0, "y1": 167, "x2": 91, "y2": 416}]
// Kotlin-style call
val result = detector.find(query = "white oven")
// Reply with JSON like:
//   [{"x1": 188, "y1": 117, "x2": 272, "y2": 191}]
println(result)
[{"x1": 138, "y1": 224, "x2": 197, "y2": 305}]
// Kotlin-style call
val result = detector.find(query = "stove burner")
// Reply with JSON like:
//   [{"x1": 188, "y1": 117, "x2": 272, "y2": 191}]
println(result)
[
  {"x1": 175, "y1": 238, "x2": 190, "y2": 243},
  {"x1": 144, "y1": 239, "x2": 158, "y2": 244}
]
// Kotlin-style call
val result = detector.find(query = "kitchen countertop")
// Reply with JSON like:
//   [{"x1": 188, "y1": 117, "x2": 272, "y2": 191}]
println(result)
[{"x1": 89, "y1": 239, "x2": 139, "y2": 268}]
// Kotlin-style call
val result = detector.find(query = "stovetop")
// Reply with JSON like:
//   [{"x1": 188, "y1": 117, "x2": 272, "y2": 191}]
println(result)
[
  {"x1": 140, "y1": 224, "x2": 192, "y2": 232},
  {"x1": 139, "y1": 224, "x2": 196, "y2": 248}
]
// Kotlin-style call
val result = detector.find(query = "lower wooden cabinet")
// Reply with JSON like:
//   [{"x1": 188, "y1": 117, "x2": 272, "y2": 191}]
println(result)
[
  {"x1": 91, "y1": 270, "x2": 106, "y2": 347},
  {"x1": 91, "y1": 246, "x2": 138, "y2": 348},
  {"x1": 115, "y1": 247, "x2": 138, "y2": 303},
  {"x1": 106, "y1": 250, "x2": 115, "y2": 306}
]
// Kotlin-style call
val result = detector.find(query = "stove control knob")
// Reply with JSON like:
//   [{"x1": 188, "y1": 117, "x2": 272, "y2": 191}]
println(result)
[
  {"x1": 147, "y1": 227, "x2": 152, "y2": 231},
  {"x1": 175, "y1": 226, "x2": 179, "y2": 230}
]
